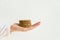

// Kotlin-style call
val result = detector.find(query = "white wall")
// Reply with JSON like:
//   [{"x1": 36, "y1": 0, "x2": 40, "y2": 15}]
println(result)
[{"x1": 0, "y1": 0, "x2": 60, "y2": 40}]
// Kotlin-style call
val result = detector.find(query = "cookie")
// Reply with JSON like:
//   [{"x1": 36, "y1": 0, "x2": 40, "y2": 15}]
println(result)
[{"x1": 19, "y1": 20, "x2": 32, "y2": 28}]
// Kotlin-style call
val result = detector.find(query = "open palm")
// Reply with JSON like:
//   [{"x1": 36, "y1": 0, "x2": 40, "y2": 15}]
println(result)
[{"x1": 10, "y1": 22, "x2": 40, "y2": 32}]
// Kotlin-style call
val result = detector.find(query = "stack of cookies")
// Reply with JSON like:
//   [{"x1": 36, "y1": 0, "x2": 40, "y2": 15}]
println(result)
[{"x1": 19, "y1": 20, "x2": 32, "y2": 28}]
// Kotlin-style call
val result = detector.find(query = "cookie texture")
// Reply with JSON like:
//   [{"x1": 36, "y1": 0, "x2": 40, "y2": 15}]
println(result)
[{"x1": 19, "y1": 20, "x2": 31, "y2": 28}]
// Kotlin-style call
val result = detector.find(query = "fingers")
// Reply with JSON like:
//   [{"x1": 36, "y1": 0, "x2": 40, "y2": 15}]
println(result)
[
  {"x1": 24, "y1": 22, "x2": 40, "y2": 31},
  {"x1": 28, "y1": 22, "x2": 40, "y2": 30},
  {"x1": 31, "y1": 22, "x2": 40, "y2": 27}
]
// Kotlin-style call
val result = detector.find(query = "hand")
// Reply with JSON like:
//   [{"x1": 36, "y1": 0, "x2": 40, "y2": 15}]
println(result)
[{"x1": 10, "y1": 22, "x2": 40, "y2": 32}]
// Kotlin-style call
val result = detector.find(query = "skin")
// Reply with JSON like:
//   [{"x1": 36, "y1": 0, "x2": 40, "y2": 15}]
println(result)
[
  {"x1": 10, "y1": 22, "x2": 40, "y2": 32},
  {"x1": 0, "y1": 22, "x2": 40, "y2": 38}
]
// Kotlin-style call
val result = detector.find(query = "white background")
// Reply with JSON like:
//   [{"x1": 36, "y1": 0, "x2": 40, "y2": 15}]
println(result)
[{"x1": 0, "y1": 0, "x2": 60, "y2": 40}]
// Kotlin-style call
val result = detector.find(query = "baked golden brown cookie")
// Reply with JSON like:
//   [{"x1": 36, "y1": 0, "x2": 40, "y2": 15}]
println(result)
[{"x1": 19, "y1": 20, "x2": 32, "y2": 28}]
